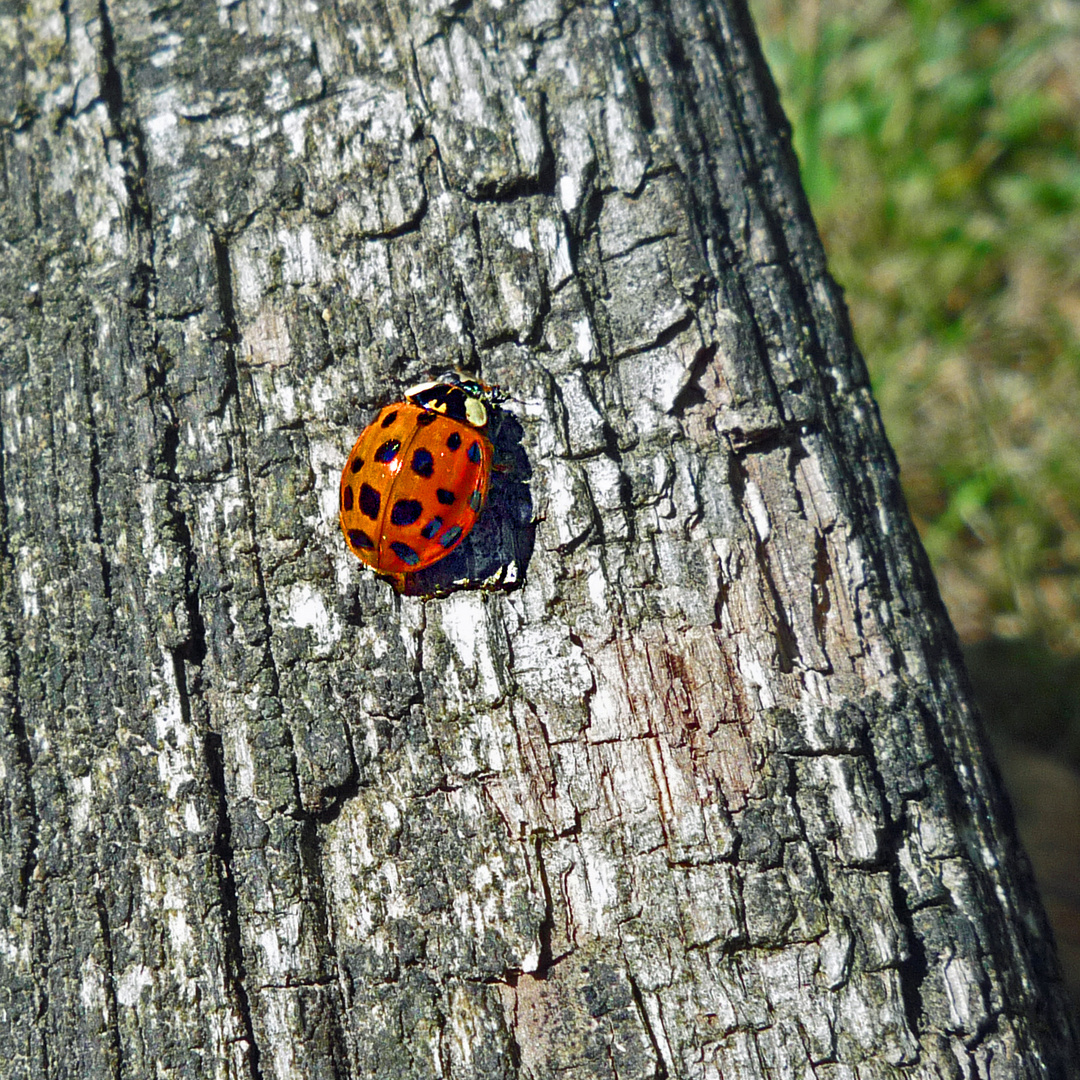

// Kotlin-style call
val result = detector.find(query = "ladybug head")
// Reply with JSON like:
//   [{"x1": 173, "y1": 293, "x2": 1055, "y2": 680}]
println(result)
[{"x1": 404, "y1": 375, "x2": 497, "y2": 429}]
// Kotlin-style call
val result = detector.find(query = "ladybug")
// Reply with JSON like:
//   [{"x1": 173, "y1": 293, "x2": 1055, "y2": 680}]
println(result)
[{"x1": 340, "y1": 377, "x2": 497, "y2": 590}]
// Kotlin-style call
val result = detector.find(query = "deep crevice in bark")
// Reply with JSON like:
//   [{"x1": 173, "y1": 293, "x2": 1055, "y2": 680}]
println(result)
[
  {"x1": 210, "y1": 230, "x2": 289, "y2": 766},
  {"x1": 94, "y1": 891, "x2": 124, "y2": 1080},
  {"x1": 781, "y1": 756, "x2": 836, "y2": 905},
  {"x1": 626, "y1": 968, "x2": 670, "y2": 1079},
  {"x1": 205, "y1": 729, "x2": 265, "y2": 1080},
  {"x1": 97, "y1": 0, "x2": 154, "y2": 293},
  {"x1": 533, "y1": 835, "x2": 557, "y2": 978},
  {"x1": 669, "y1": 342, "x2": 718, "y2": 416},
  {"x1": 737, "y1": 482, "x2": 798, "y2": 672},
  {"x1": 211, "y1": 233, "x2": 242, "y2": 365},
  {"x1": 296, "y1": 817, "x2": 352, "y2": 1077},
  {"x1": 857, "y1": 702, "x2": 932, "y2": 1043},
  {"x1": 610, "y1": 0, "x2": 658, "y2": 136},
  {"x1": 613, "y1": 310, "x2": 697, "y2": 362},
  {"x1": 81, "y1": 336, "x2": 114, "y2": 606},
  {"x1": 0, "y1": 412, "x2": 38, "y2": 914},
  {"x1": 4, "y1": 648, "x2": 36, "y2": 912}
]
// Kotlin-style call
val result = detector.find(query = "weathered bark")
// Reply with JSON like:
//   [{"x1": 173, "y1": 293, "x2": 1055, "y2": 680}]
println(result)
[{"x1": 1, "y1": 0, "x2": 1076, "y2": 1077}]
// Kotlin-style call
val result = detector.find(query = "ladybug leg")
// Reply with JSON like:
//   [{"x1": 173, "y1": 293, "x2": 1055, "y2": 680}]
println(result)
[
  {"x1": 389, "y1": 571, "x2": 417, "y2": 596},
  {"x1": 375, "y1": 570, "x2": 410, "y2": 594}
]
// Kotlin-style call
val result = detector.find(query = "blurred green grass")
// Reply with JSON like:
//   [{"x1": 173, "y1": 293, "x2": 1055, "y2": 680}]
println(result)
[
  {"x1": 748, "y1": 0, "x2": 1080, "y2": 1006},
  {"x1": 750, "y1": 0, "x2": 1080, "y2": 695}
]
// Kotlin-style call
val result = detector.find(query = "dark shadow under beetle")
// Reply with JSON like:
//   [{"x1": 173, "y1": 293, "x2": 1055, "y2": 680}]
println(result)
[{"x1": 369, "y1": 406, "x2": 535, "y2": 599}]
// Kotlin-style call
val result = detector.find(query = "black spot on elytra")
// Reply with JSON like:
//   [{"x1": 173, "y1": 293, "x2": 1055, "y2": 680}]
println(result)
[
  {"x1": 439, "y1": 525, "x2": 463, "y2": 549},
  {"x1": 447, "y1": 431, "x2": 462, "y2": 451},
  {"x1": 437, "y1": 488, "x2": 456, "y2": 505},
  {"x1": 348, "y1": 529, "x2": 374, "y2": 550},
  {"x1": 391, "y1": 541, "x2": 420, "y2": 566},
  {"x1": 411, "y1": 448, "x2": 434, "y2": 479},
  {"x1": 469, "y1": 490, "x2": 483, "y2": 512},
  {"x1": 416, "y1": 410, "x2": 439, "y2": 426},
  {"x1": 390, "y1": 499, "x2": 422, "y2": 527},
  {"x1": 350, "y1": 456, "x2": 363, "y2": 473},
  {"x1": 421, "y1": 516, "x2": 443, "y2": 539},
  {"x1": 467, "y1": 441, "x2": 482, "y2": 464},
  {"x1": 381, "y1": 410, "x2": 398, "y2": 428},
  {"x1": 342, "y1": 484, "x2": 354, "y2": 511},
  {"x1": 359, "y1": 484, "x2": 381, "y2": 519},
  {"x1": 375, "y1": 439, "x2": 400, "y2": 463}
]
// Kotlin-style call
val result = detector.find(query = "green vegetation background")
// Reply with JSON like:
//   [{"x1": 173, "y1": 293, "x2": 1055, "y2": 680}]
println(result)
[{"x1": 749, "y1": 0, "x2": 1080, "y2": 1004}]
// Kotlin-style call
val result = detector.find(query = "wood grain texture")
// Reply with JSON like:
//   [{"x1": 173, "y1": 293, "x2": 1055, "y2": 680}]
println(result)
[{"x1": 1, "y1": 0, "x2": 1077, "y2": 1077}]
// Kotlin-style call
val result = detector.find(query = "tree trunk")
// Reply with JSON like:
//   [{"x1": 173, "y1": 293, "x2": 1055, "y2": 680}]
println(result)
[{"x1": 1, "y1": 0, "x2": 1076, "y2": 1077}]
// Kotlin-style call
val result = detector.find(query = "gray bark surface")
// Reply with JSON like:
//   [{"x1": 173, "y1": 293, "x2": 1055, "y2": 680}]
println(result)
[{"x1": 1, "y1": 0, "x2": 1077, "y2": 1077}]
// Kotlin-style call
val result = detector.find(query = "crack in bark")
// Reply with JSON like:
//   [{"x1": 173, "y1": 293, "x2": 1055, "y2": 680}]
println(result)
[
  {"x1": 779, "y1": 754, "x2": 835, "y2": 906},
  {"x1": 669, "y1": 342, "x2": 718, "y2": 417},
  {"x1": 2, "y1": 645, "x2": 36, "y2": 912},
  {"x1": 80, "y1": 331, "x2": 115, "y2": 608},
  {"x1": 810, "y1": 527, "x2": 834, "y2": 653},
  {"x1": 295, "y1": 817, "x2": 352, "y2": 1077},
  {"x1": 625, "y1": 967, "x2": 670, "y2": 1079},
  {"x1": 205, "y1": 728, "x2": 265, "y2": 1080},
  {"x1": 94, "y1": 16, "x2": 273, "y2": 1057},
  {"x1": 855, "y1": 704, "x2": 930, "y2": 1044},
  {"x1": 94, "y1": 891, "x2": 124, "y2": 1080},
  {"x1": 97, "y1": 0, "x2": 154, "y2": 294},
  {"x1": 532, "y1": 835, "x2": 557, "y2": 977},
  {"x1": 0, "y1": 410, "x2": 39, "y2": 915},
  {"x1": 461, "y1": 91, "x2": 558, "y2": 205},
  {"x1": 608, "y1": 0, "x2": 657, "y2": 139},
  {"x1": 210, "y1": 229, "x2": 298, "y2": 785},
  {"x1": 735, "y1": 475, "x2": 799, "y2": 674}
]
